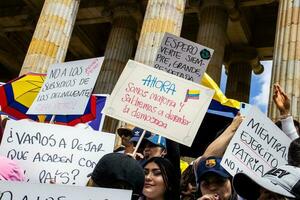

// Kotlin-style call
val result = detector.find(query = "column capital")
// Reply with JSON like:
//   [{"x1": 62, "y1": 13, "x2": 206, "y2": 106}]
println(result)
[
  {"x1": 224, "y1": 46, "x2": 264, "y2": 75},
  {"x1": 199, "y1": 0, "x2": 226, "y2": 13},
  {"x1": 224, "y1": 0, "x2": 241, "y2": 21},
  {"x1": 102, "y1": 0, "x2": 142, "y2": 22}
]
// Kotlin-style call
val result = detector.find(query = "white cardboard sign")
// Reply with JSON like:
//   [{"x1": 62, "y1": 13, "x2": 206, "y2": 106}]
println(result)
[
  {"x1": 102, "y1": 60, "x2": 214, "y2": 146},
  {"x1": 221, "y1": 106, "x2": 291, "y2": 177},
  {"x1": 0, "y1": 181, "x2": 132, "y2": 200},
  {"x1": 0, "y1": 120, "x2": 115, "y2": 185},
  {"x1": 27, "y1": 57, "x2": 104, "y2": 115},
  {"x1": 153, "y1": 33, "x2": 214, "y2": 83}
]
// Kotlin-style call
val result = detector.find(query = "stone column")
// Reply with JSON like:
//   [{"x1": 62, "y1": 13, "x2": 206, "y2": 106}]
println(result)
[
  {"x1": 268, "y1": 0, "x2": 300, "y2": 121},
  {"x1": 226, "y1": 62, "x2": 252, "y2": 102},
  {"x1": 94, "y1": 6, "x2": 137, "y2": 94},
  {"x1": 225, "y1": 46, "x2": 264, "y2": 102},
  {"x1": 197, "y1": 0, "x2": 228, "y2": 85},
  {"x1": 134, "y1": 0, "x2": 186, "y2": 66},
  {"x1": 95, "y1": 4, "x2": 138, "y2": 133},
  {"x1": 20, "y1": 0, "x2": 80, "y2": 75}
]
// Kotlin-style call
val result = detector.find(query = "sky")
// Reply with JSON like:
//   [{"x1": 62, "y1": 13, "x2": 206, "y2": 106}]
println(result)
[{"x1": 220, "y1": 61, "x2": 273, "y2": 113}]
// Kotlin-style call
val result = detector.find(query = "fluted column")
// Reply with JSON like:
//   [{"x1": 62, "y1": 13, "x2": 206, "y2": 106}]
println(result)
[
  {"x1": 197, "y1": 0, "x2": 228, "y2": 85},
  {"x1": 134, "y1": 0, "x2": 186, "y2": 66},
  {"x1": 225, "y1": 46, "x2": 263, "y2": 103},
  {"x1": 20, "y1": 0, "x2": 79, "y2": 75},
  {"x1": 94, "y1": 6, "x2": 137, "y2": 94},
  {"x1": 268, "y1": 0, "x2": 300, "y2": 121},
  {"x1": 226, "y1": 62, "x2": 252, "y2": 102}
]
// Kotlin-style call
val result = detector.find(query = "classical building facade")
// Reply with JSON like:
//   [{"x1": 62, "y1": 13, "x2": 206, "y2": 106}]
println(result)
[{"x1": 0, "y1": 0, "x2": 299, "y2": 123}]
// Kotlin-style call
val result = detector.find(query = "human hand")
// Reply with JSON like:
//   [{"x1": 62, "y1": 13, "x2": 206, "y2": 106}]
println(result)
[
  {"x1": 197, "y1": 194, "x2": 220, "y2": 200},
  {"x1": 228, "y1": 112, "x2": 244, "y2": 132},
  {"x1": 273, "y1": 83, "x2": 290, "y2": 115}
]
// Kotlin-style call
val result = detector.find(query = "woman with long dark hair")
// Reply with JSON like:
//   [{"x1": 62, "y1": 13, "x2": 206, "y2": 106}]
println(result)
[{"x1": 141, "y1": 157, "x2": 180, "y2": 200}]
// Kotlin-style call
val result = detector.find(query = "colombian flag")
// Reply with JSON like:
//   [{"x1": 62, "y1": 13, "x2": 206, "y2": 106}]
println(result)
[
  {"x1": 184, "y1": 89, "x2": 200, "y2": 102},
  {"x1": 201, "y1": 73, "x2": 240, "y2": 118}
]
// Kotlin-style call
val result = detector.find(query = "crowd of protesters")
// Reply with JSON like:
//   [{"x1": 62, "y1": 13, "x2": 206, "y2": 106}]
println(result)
[{"x1": 0, "y1": 83, "x2": 299, "y2": 200}]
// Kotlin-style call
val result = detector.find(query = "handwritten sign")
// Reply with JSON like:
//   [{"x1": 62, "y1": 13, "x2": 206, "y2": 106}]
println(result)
[
  {"x1": 27, "y1": 57, "x2": 104, "y2": 115},
  {"x1": 221, "y1": 106, "x2": 291, "y2": 177},
  {"x1": 102, "y1": 60, "x2": 214, "y2": 146},
  {"x1": 153, "y1": 33, "x2": 214, "y2": 83},
  {"x1": 0, "y1": 120, "x2": 115, "y2": 185},
  {"x1": 0, "y1": 181, "x2": 132, "y2": 200}
]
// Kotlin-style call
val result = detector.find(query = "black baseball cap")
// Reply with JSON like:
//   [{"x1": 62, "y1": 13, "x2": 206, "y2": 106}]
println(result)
[{"x1": 90, "y1": 153, "x2": 145, "y2": 195}]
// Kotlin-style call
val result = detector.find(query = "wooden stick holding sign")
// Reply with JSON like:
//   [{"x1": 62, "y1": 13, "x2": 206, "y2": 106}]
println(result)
[{"x1": 132, "y1": 129, "x2": 146, "y2": 157}]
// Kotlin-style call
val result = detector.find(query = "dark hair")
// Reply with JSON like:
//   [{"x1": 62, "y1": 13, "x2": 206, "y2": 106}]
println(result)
[
  {"x1": 143, "y1": 157, "x2": 180, "y2": 200},
  {"x1": 180, "y1": 164, "x2": 197, "y2": 200},
  {"x1": 288, "y1": 137, "x2": 300, "y2": 167}
]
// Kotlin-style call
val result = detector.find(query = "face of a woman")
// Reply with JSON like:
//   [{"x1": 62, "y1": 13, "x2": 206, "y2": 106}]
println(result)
[
  {"x1": 143, "y1": 162, "x2": 166, "y2": 200},
  {"x1": 199, "y1": 173, "x2": 232, "y2": 200}
]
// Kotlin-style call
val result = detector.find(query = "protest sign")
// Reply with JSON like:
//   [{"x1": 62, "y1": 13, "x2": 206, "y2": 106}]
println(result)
[
  {"x1": 0, "y1": 120, "x2": 115, "y2": 185},
  {"x1": 221, "y1": 106, "x2": 291, "y2": 177},
  {"x1": 27, "y1": 57, "x2": 104, "y2": 115},
  {"x1": 102, "y1": 60, "x2": 214, "y2": 146},
  {"x1": 153, "y1": 33, "x2": 214, "y2": 83},
  {"x1": 0, "y1": 181, "x2": 132, "y2": 200},
  {"x1": 239, "y1": 102, "x2": 251, "y2": 116}
]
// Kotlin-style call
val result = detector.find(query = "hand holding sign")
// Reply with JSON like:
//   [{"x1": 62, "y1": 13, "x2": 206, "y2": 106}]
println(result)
[{"x1": 221, "y1": 106, "x2": 291, "y2": 177}]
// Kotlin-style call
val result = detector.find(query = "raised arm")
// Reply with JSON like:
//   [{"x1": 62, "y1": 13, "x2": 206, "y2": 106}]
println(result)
[
  {"x1": 202, "y1": 113, "x2": 244, "y2": 158},
  {"x1": 194, "y1": 113, "x2": 244, "y2": 168},
  {"x1": 273, "y1": 83, "x2": 298, "y2": 139}
]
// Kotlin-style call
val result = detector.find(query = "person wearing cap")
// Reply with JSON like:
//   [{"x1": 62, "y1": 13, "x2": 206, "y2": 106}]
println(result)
[
  {"x1": 192, "y1": 114, "x2": 244, "y2": 200},
  {"x1": 129, "y1": 127, "x2": 181, "y2": 181},
  {"x1": 233, "y1": 164, "x2": 300, "y2": 200},
  {"x1": 115, "y1": 124, "x2": 136, "y2": 154},
  {"x1": 128, "y1": 127, "x2": 167, "y2": 161},
  {"x1": 0, "y1": 156, "x2": 25, "y2": 181},
  {"x1": 86, "y1": 153, "x2": 145, "y2": 200},
  {"x1": 143, "y1": 134, "x2": 167, "y2": 160},
  {"x1": 196, "y1": 156, "x2": 236, "y2": 200}
]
